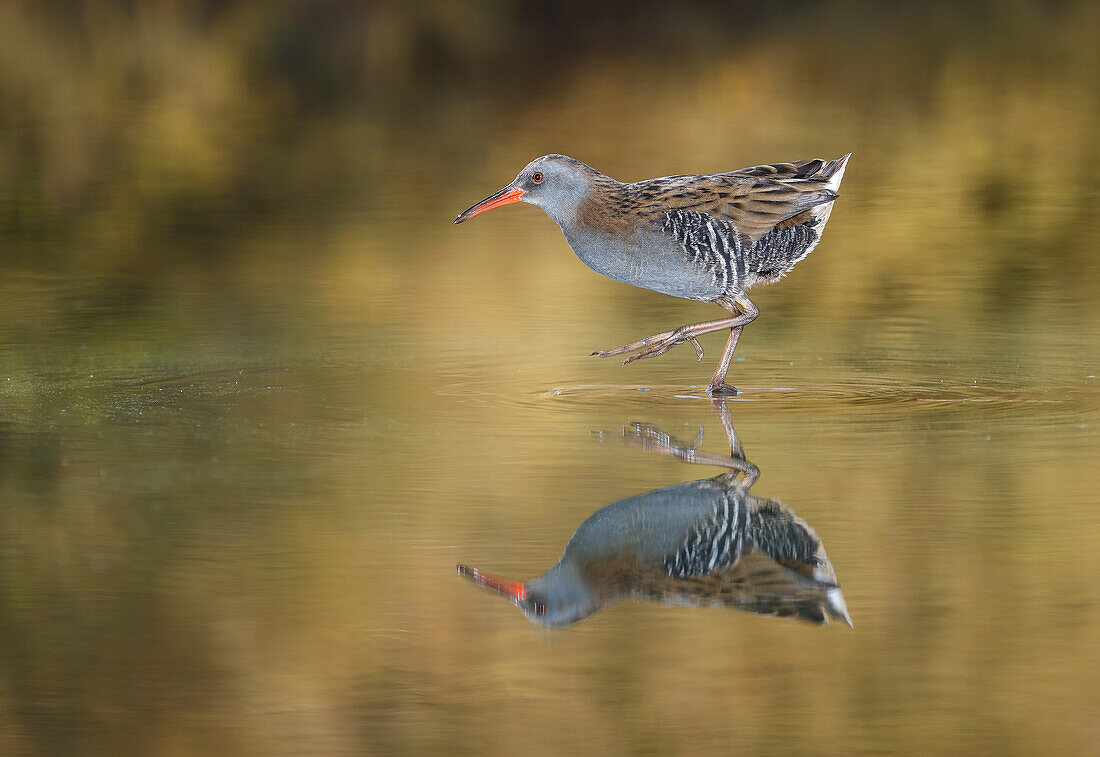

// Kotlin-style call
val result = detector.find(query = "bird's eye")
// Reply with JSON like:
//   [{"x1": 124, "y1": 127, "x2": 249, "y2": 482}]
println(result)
[
  {"x1": 532, "y1": 172, "x2": 543, "y2": 183},
  {"x1": 535, "y1": 602, "x2": 546, "y2": 616}
]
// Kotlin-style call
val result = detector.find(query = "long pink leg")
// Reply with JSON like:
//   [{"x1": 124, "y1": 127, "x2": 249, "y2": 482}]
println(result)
[
  {"x1": 591, "y1": 294, "x2": 758, "y2": 393},
  {"x1": 708, "y1": 295, "x2": 758, "y2": 395}
]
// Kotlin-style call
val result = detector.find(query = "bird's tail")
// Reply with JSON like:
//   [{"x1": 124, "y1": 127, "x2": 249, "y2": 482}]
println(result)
[{"x1": 822, "y1": 153, "x2": 852, "y2": 193}]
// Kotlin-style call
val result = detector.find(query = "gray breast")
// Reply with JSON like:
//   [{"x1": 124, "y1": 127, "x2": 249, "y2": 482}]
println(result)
[{"x1": 563, "y1": 224, "x2": 727, "y2": 301}]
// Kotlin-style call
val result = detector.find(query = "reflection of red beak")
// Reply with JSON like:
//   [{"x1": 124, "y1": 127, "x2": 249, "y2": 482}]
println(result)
[
  {"x1": 457, "y1": 564, "x2": 527, "y2": 600},
  {"x1": 453, "y1": 185, "x2": 525, "y2": 224}
]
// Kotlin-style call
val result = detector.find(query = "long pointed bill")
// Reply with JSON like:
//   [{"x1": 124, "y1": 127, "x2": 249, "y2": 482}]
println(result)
[
  {"x1": 453, "y1": 185, "x2": 525, "y2": 224},
  {"x1": 457, "y1": 564, "x2": 527, "y2": 600}
]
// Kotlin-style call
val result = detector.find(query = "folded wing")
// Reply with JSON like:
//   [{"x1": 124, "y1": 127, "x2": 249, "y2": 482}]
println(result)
[{"x1": 637, "y1": 155, "x2": 849, "y2": 244}]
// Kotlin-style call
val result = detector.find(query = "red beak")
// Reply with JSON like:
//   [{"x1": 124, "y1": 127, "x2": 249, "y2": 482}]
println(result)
[
  {"x1": 457, "y1": 564, "x2": 527, "y2": 600},
  {"x1": 453, "y1": 185, "x2": 525, "y2": 224}
]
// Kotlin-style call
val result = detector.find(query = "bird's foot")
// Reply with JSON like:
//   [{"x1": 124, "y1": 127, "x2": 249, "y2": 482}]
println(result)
[
  {"x1": 620, "y1": 422, "x2": 706, "y2": 461},
  {"x1": 590, "y1": 329, "x2": 704, "y2": 366},
  {"x1": 707, "y1": 382, "x2": 741, "y2": 397}
]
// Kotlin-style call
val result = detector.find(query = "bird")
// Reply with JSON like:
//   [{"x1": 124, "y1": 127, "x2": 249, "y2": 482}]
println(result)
[
  {"x1": 454, "y1": 153, "x2": 850, "y2": 394},
  {"x1": 458, "y1": 411, "x2": 852, "y2": 628}
]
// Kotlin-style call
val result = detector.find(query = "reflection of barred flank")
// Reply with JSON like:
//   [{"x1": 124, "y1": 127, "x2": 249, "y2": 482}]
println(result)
[
  {"x1": 746, "y1": 498, "x2": 823, "y2": 567},
  {"x1": 665, "y1": 493, "x2": 746, "y2": 578}
]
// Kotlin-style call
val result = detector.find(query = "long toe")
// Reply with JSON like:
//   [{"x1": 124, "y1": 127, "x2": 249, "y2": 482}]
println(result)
[
  {"x1": 688, "y1": 337, "x2": 704, "y2": 360},
  {"x1": 590, "y1": 329, "x2": 678, "y2": 358},
  {"x1": 621, "y1": 337, "x2": 679, "y2": 365},
  {"x1": 591, "y1": 340, "x2": 654, "y2": 358}
]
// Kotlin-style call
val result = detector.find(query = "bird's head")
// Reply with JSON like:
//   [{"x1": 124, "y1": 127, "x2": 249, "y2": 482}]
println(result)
[
  {"x1": 453, "y1": 155, "x2": 599, "y2": 226},
  {"x1": 457, "y1": 563, "x2": 595, "y2": 627}
]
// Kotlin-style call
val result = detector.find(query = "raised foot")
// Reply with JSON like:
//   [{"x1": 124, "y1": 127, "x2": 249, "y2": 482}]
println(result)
[
  {"x1": 707, "y1": 383, "x2": 741, "y2": 397},
  {"x1": 620, "y1": 422, "x2": 706, "y2": 461},
  {"x1": 590, "y1": 330, "x2": 704, "y2": 366}
]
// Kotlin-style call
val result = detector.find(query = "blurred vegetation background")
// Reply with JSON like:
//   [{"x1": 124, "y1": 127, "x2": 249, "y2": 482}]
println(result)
[{"x1": 2, "y1": 0, "x2": 1097, "y2": 263}]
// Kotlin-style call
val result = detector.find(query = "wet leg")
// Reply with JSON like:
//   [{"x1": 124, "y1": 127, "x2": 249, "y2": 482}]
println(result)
[
  {"x1": 705, "y1": 295, "x2": 757, "y2": 396},
  {"x1": 591, "y1": 294, "x2": 757, "y2": 368},
  {"x1": 707, "y1": 295, "x2": 757, "y2": 395}
]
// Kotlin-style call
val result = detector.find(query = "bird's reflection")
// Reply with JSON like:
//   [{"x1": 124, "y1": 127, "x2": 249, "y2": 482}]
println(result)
[{"x1": 459, "y1": 401, "x2": 851, "y2": 628}]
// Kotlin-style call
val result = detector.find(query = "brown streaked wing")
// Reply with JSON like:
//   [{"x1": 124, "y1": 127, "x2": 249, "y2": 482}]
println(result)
[
  {"x1": 632, "y1": 158, "x2": 839, "y2": 243},
  {"x1": 630, "y1": 547, "x2": 836, "y2": 624}
]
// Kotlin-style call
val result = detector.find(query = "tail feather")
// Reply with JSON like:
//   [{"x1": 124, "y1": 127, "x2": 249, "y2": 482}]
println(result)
[{"x1": 823, "y1": 153, "x2": 852, "y2": 193}]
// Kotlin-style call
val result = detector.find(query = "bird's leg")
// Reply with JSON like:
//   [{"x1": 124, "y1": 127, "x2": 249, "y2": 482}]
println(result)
[
  {"x1": 591, "y1": 294, "x2": 758, "y2": 383},
  {"x1": 708, "y1": 397, "x2": 758, "y2": 487},
  {"x1": 708, "y1": 295, "x2": 758, "y2": 396},
  {"x1": 612, "y1": 420, "x2": 756, "y2": 472},
  {"x1": 710, "y1": 397, "x2": 742, "y2": 458},
  {"x1": 590, "y1": 318, "x2": 730, "y2": 360},
  {"x1": 708, "y1": 326, "x2": 743, "y2": 395}
]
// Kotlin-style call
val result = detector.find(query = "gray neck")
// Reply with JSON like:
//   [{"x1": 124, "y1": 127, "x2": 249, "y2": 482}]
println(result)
[
  {"x1": 530, "y1": 176, "x2": 593, "y2": 228},
  {"x1": 526, "y1": 561, "x2": 598, "y2": 625}
]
